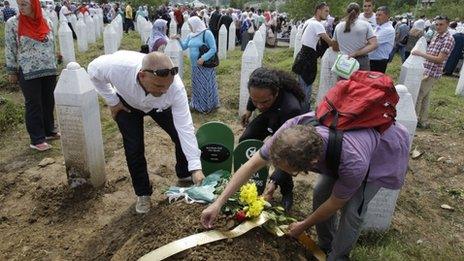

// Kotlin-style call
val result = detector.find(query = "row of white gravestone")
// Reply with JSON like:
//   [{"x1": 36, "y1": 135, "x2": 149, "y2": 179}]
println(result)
[
  {"x1": 138, "y1": 19, "x2": 152, "y2": 45},
  {"x1": 103, "y1": 16, "x2": 123, "y2": 55},
  {"x1": 239, "y1": 41, "x2": 261, "y2": 116},
  {"x1": 253, "y1": 30, "x2": 264, "y2": 64}
]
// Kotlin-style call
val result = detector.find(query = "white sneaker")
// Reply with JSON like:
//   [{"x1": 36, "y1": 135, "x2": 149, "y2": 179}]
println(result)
[{"x1": 135, "y1": 196, "x2": 151, "y2": 214}]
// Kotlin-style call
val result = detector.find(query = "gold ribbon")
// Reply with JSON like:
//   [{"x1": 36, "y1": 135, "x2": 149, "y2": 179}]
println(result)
[{"x1": 139, "y1": 212, "x2": 326, "y2": 261}]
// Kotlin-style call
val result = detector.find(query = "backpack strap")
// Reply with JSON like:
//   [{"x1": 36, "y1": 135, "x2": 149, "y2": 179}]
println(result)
[{"x1": 326, "y1": 110, "x2": 343, "y2": 179}]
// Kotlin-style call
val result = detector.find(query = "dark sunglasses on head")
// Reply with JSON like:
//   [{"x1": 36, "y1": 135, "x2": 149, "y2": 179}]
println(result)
[
  {"x1": 434, "y1": 15, "x2": 449, "y2": 22},
  {"x1": 143, "y1": 67, "x2": 179, "y2": 77}
]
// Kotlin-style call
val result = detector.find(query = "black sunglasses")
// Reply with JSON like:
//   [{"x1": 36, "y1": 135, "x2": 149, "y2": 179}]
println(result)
[{"x1": 143, "y1": 67, "x2": 179, "y2": 77}]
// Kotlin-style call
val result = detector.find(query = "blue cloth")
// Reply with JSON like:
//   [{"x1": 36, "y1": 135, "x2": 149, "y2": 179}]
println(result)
[
  {"x1": 190, "y1": 65, "x2": 219, "y2": 113},
  {"x1": 179, "y1": 29, "x2": 217, "y2": 65},
  {"x1": 444, "y1": 33, "x2": 464, "y2": 74},
  {"x1": 2, "y1": 6, "x2": 16, "y2": 22},
  {"x1": 369, "y1": 22, "x2": 395, "y2": 60}
]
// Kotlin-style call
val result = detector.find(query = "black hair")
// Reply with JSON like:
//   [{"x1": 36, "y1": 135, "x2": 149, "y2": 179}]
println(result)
[
  {"x1": 344, "y1": 2, "x2": 360, "y2": 33},
  {"x1": 314, "y1": 2, "x2": 328, "y2": 15},
  {"x1": 247, "y1": 68, "x2": 306, "y2": 102}
]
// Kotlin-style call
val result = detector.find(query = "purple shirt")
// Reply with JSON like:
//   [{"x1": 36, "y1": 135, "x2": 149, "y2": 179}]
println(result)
[{"x1": 260, "y1": 112, "x2": 410, "y2": 199}]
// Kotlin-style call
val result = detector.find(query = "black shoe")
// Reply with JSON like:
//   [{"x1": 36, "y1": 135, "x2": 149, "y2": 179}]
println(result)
[{"x1": 281, "y1": 192, "x2": 294, "y2": 212}]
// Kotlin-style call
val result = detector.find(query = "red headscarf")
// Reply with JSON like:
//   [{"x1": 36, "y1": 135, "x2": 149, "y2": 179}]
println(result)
[{"x1": 18, "y1": 0, "x2": 50, "y2": 41}]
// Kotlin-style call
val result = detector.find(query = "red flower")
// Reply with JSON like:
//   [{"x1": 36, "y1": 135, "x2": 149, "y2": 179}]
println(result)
[{"x1": 235, "y1": 210, "x2": 247, "y2": 222}]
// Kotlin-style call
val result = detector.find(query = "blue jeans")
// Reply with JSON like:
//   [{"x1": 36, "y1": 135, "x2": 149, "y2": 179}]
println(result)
[{"x1": 298, "y1": 75, "x2": 312, "y2": 108}]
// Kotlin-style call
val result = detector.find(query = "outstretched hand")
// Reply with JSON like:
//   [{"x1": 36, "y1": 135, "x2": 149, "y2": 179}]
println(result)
[{"x1": 201, "y1": 203, "x2": 221, "y2": 229}]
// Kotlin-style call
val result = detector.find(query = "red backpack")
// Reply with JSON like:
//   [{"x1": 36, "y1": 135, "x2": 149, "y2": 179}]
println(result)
[{"x1": 314, "y1": 70, "x2": 399, "y2": 177}]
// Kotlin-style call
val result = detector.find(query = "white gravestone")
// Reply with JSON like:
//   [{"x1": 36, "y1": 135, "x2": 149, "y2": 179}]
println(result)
[
  {"x1": 362, "y1": 188, "x2": 400, "y2": 231},
  {"x1": 228, "y1": 22, "x2": 236, "y2": 51},
  {"x1": 141, "y1": 20, "x2": 152, "y2": 45},
  {"x1": 455, "y1": 65, "x2": 464, "y2": 96},
  {"x1": 69, "y1": 14, "x2": 77, "y2": 34},
  {"x1": 362, "y1": 85, "x2": 416, "y2": 231},
  {"x1": 169, "y1": 19, "x2": 178, "y2": 37},
  {"x1": 239, "y1": 41, "x2": 261, "y2": 116},
  {"x1": 395, "y1": 84, "x2": 418, "y2": 148},
  {"x1": 399, "y1": 37, "x2": 427, "y2": 106},
  {"x1": 316, "y1": 47, "x2": 339, "y2": 105},
  {"x1": 289, "y1": 24, "x2": 297, "y2": 49},
  {"x1": 84, "y1": 14, "x2": 96, "y2": 44},
  {"x1": 103, "y1": 24, "x2": 118, "y2": 54},
  {"x1": 76, "y1": 18, "x2": 88, "y2": 52},
  {"x1": 58, "y1": 22, "x2": 76, "y2": 66},
  {"x1": 165, "y1": 39, "x2": 184, "y2": 78},
  {"x1": 94, "y1": 14, "x2": 101, "y2": 39},
  {"x1": 48, "y1": 10, "x2": 58, "y2": 34},
  {"x1": 218, "y1": 25, "x2": 227, "y2": 60},
  {"x1": 54, "y1": 62, "x2": 106, "y2": 188},
  {"x1": 252, "y1": 30, "x2": 264, "y2": 64},
  {"x1": 293, "y1": 25, "x2": 303, "y2": 59},
  {"x1": 259, "y1": 24, "x2": 266, "y2": 43}
]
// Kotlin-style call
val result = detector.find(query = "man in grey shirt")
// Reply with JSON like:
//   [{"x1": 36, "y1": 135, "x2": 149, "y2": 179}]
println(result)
[{"x1": 333, "y1": 3, "x2": 377, "y2": 70}]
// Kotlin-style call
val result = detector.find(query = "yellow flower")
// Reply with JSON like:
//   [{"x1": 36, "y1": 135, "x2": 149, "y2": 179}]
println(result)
[
  {"x1": 247, "y1": 197, "x2": 266, "y2": 217},
  {"x1": 239, "y1": 183, "x2": 258, "y2": 205}
]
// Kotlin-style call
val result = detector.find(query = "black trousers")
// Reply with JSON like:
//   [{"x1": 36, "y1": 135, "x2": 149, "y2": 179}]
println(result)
[
  {"x1": 239, "y1": 113, "x2": 293, "y2": 195},
  {"x1": 370, "y1": 59, "x2": 389, "y2": 73},
  {"x1": 124, "y1": 18, "x2": 134, "y2": 33},
  {"x1": 115, "y1": 98, "x2": 189, "y2": 196},
  {"x1": 18, "y1": 70, "x2": 57, "y2": 145}
]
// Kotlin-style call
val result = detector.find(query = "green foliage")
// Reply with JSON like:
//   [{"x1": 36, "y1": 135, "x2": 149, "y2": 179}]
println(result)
[
  {"x1": 283, "y1": 0, "x2": 464, "y2": 20},
  {"x1": 126, "y1": 0, "x2": 164, "y2": 9},
  {"x1": 0, "y1": 97, "x2": 24, "y2": 132}
]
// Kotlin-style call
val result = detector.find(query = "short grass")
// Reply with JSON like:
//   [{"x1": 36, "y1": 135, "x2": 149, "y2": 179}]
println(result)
[{"x1": 1, "y1": 22, "x2": 463, "y2": 259}]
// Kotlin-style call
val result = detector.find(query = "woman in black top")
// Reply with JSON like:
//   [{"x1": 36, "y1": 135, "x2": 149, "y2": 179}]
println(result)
[{"x1": 240, "y1": 68, "x2": 309, "y2": 211}]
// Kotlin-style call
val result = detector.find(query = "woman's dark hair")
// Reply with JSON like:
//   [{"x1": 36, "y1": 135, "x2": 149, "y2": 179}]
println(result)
[
  {"x1": 344, "y1": 2, "x2": 360, "y2": 33},
  {"x1": 247, "y1": 68, "x2": 305, "y2": 102}
]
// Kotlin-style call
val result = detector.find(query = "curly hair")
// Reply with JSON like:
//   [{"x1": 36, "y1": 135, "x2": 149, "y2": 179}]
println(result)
[
  {"x1": 269, "y1": 125, "x2": 324, "y2": 172},
  {"x1": 247, "y1": 67, "x2": 306, "y2": 102}
]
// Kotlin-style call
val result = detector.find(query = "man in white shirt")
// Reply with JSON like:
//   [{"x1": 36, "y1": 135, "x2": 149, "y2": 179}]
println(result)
[
  {"x1": 369, "y1": 6, "x2": 395, "y2": 73},
  {"x1": 88, "y1": 51, "x2": 205, "y2": 214},
  {"x1": 358, "y1": 0, "x2": 376, "y2": 29},
  {"x1": 295, "y1": 2, "x2": 332, "y2": 104}
]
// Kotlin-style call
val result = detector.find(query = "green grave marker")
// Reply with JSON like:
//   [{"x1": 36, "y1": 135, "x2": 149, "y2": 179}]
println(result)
[
  {"x1": 233, "y1": 139, "x2": 269, "y2": 194},
  {"x1": 196, "y1": 122, "x2": 234, "y2": 175}
]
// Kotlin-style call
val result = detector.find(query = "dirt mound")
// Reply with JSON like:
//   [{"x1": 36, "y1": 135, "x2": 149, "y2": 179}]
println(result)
[{"x1": 81, "y1": 200, "x2": 313, "y2": 261}]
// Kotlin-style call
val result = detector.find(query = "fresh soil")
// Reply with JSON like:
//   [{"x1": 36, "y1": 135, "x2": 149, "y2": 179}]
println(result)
[{"x1": 0, "y1": 112, "x2": 463, "y2": 260}]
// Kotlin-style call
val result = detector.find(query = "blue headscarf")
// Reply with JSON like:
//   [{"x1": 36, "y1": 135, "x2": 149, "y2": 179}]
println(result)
[{"x1": 148, "y1": 19, "x2": 169, "y2": 52}]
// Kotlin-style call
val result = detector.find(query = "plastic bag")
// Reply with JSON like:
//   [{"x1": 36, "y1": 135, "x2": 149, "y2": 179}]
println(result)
[{"x1": 331, "y1": 54, "x2": 360, "y2": 79}]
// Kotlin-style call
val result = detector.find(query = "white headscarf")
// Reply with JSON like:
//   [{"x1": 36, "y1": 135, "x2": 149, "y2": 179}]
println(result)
[{"x1": 188, "y1": 16, "x2": 207, "y2": 37}]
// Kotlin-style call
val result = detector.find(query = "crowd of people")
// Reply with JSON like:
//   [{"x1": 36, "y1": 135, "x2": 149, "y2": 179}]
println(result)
[{"x1": 2, "y1": 0, "x2": 463, "y2": 259}]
